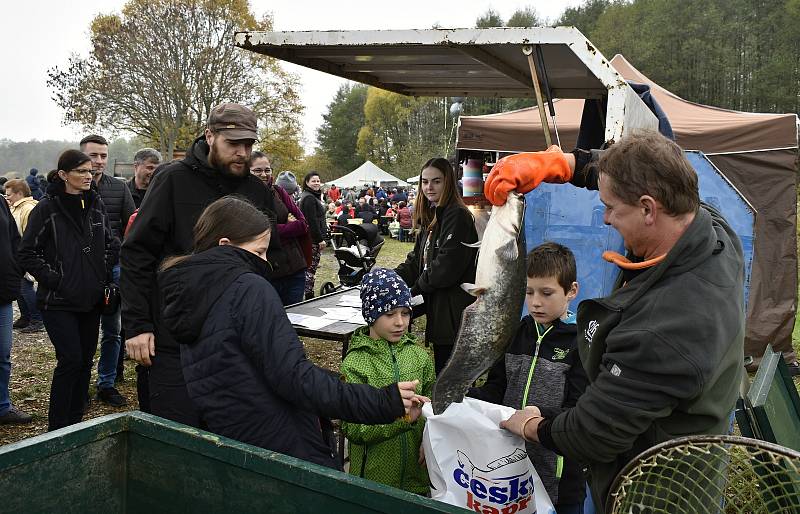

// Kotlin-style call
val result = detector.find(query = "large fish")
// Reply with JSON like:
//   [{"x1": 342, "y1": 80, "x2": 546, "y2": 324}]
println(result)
[{"x1": 432, "y1": 192, "x2": 527, "y2": 414}]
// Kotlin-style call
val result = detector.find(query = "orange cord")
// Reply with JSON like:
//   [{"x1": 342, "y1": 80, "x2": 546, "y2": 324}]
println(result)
[{"x1": 602, "y1": 251, "x2": 666, "y2": 270}]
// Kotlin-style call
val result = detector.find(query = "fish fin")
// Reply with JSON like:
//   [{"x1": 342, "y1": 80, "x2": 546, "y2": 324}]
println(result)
[
  {"x1": 462, "y1": 241, "x2": 481, "y2": 249},
  {"x1": 461, "y1": 283, "x2": 486, "y2": 296},
  {"x1": 495, "y1": 239, "x2": 519, "y2": 261}
]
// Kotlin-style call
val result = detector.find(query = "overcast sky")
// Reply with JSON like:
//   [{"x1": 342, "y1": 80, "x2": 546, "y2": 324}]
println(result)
[{"x1": 0, "y1": 0, "x2": 580, "y2": 151}]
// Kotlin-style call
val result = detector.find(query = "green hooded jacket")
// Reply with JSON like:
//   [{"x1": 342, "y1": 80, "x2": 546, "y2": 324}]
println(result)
[{"x1": 341, "y1": 327, "x2": 436, "y2": 495}]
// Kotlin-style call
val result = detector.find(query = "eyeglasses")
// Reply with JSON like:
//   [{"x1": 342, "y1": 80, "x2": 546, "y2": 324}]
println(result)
[{"x1": 251, "y1": 167, "x2": 272, "y2": 175}]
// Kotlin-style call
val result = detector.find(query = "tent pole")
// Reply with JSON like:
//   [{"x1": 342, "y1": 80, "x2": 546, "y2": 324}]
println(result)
[
  {"x1": 535, "y1": 45, "x2": 561, "y2": 148},
  {"x1": 522, "y1": 45, "x2": 552, "y2": 148}
]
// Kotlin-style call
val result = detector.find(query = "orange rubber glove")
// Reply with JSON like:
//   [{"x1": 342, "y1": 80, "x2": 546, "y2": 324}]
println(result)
[{"x1": 484, "y1": 146, "x2": 573, "y2": 206}]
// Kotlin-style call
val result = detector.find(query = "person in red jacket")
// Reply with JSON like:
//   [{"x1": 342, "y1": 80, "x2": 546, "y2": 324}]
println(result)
[{"x1": 327, "y1": 184, "x2": 341, "y2": 203}]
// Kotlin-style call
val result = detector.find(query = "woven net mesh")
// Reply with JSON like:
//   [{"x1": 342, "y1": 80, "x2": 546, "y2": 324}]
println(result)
[{"x1": 608, "y1": 436, "x2": 800, "y2": 514}]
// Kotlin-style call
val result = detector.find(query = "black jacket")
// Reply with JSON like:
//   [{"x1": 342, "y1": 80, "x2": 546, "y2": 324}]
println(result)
[
  {"x1": 395, "y1": 204, "x2": 478, "y2": 345},
  {"x1": 96, "y1": 173, "x2": 135, "y2": 240},
  {"x1": 18, "y1": 180, "x2": 119, "y2": 312},
  {"x1": 126, "y1": 178, "x2": 146, "y2": 209},
  {"x1": 158, "y1": 245, "x2": 404, "y2": 469},
  {"x1": 547, "y1": 166, "x2": 745, "y2": 510},
  {"x1": 470, "y1": 315, "x2": 588, "y2": 505},
  {"x1": 0, "y1": 198, "x2": 21, "y2": 303},
  {"x1": 121, "y1": 135, "x2": 280, "y2": 347},
  {"x1": 299, "y1": 189, "x2": 327, "y2": 243}
]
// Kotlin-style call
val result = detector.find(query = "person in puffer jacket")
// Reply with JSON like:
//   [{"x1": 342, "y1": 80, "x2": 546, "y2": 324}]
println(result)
[
  {"x1": 157, "y1": 197, "x2": 427, "y2": 469},
  {"x1": 341, "y1": 268, "x2": 435, "y2": 495}
]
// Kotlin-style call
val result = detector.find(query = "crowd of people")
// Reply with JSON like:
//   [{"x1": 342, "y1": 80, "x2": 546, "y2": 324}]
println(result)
[{"x1": 0, "y1": 101, "x2": 747, "y2": 513}]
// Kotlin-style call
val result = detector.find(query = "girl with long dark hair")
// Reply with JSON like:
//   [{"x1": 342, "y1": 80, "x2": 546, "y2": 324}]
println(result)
[
  {"x1": 157, "y1": 196, "x2": 425, "y2": 469},
  {"x1": 395, "y1": 158, "x2": 478, "y2": 373}
]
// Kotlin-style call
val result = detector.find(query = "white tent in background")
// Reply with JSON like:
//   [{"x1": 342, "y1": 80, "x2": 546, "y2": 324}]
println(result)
[{"x1": 327, "y1": 160, "x2": 409, "y2": 188}]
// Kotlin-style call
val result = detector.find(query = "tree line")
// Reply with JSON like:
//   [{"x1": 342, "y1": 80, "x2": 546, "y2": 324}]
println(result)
[
  {"x1": 9, "y1": 0, "x2": 794, "y2": 180},
  {"x1": 312, "y1": 0, "x2": 799, "y2": 181},
  {"x1": 0, "y1": 138, "x2": 145, "y2": 178}
]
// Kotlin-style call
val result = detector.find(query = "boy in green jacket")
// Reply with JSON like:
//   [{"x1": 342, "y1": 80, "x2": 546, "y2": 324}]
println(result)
[{"x1": 341, "y1": 268, "x2": 435, "y2": 495}]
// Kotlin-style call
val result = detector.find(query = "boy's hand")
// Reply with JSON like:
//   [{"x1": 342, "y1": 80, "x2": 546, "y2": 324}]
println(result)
[
  {"x1": 405, "y1": 394, "x2": 430, "y2": 423},
  {"x1": 397, "y1": 380, "x2": 430, "y2": 420}
]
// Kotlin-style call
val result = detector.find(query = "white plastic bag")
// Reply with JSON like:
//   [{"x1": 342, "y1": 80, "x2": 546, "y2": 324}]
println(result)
[{"x1": 422, "y1": 397, "x2": 555, "y2": 514}]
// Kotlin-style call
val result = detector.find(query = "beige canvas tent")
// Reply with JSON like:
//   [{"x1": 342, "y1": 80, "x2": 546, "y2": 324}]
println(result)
[{"x1": 457, "y1": 55, "x2": 800, "y2": 362}]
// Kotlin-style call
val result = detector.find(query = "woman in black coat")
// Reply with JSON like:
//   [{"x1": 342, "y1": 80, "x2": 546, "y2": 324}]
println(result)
[
  {"x1": 158, "y1": 197, "x2": 425, "y2": 469},
  {"x1": 395, "y1": 158, "x2": 478, "y2": 373},
  {"x1": 298, "y1": 172, "x2": 328, "y2": 299},
  {"x1": 18, "y1": 150, "x2": 118, "y2": 430}
]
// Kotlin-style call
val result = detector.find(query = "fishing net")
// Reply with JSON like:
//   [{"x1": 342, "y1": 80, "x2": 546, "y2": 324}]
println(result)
[{"x1": 607, "y1": 435, "x2": 800, "y2": 513}]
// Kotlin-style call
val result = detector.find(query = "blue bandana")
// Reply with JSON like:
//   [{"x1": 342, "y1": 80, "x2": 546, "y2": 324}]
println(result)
[{"x1": 360, "y1": 268, "x2": 412, "y2": 326}]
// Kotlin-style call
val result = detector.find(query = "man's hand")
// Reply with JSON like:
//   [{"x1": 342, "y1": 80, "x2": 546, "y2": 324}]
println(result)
[
  {"x1": 287, "y1": 213, "x2": 297, "y2": 222},
  {"x1": 484, "y1": 146, "x2": 574, "y2": 206},
  {"x1": 126, "y1": 332, "x2": 155, "y2": 366},
  {"x1": 499, "y1": 406, "x2": 543, "y2": 442}
]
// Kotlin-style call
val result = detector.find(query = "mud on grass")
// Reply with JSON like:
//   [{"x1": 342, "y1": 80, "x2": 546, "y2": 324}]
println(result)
[{"x1": 0, "y1": 237, "x2": 419, "y2": 446}]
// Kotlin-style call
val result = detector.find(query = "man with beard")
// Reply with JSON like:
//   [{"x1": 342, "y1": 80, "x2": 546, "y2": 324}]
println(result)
[
  {"x1": 121, "y1": 103, "x2": 279, "y2": 425},
  {"x1": 127, "y1": 148, "x2": 162, "y2": 208}
]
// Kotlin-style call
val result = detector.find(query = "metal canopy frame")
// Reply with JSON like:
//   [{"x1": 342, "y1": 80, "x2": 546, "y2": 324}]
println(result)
[{"x1": 234, "y1": 27, "x2": 657, "y2": 145}]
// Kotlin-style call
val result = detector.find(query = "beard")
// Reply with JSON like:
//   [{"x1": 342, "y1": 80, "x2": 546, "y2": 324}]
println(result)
[{"x1": 208, "y1": 141, "x2": 249, "y2": 177}]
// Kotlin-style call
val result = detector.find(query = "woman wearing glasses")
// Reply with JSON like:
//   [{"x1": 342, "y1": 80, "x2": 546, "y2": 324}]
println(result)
[
  {"x1": 249, "y1": 151, "x2": 309, "y2": 305},
  {"x1": 18, "y1": 149, "x2": 119, "y2": 431}
]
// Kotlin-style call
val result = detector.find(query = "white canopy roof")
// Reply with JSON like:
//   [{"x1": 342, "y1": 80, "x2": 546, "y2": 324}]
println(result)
[{"x1": 328, "y1": 160, "x2": 409, "y2": 188}]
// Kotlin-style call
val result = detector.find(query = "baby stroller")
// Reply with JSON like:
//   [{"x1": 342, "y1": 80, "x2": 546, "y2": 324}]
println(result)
[{"x1": 319, "y1": 223, "x2": 384, "y2": 296}]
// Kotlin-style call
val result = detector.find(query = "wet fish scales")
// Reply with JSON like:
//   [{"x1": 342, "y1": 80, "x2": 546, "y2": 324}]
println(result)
[{"x1": 432, "y1": 192, "x2": 527, "y2": 414}]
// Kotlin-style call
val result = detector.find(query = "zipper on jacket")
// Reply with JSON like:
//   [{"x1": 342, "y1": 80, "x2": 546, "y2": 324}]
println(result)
[
  {"x1": 390, "y1": 343, "x2": 408, "y2": 491},
  {"x1": 520, "y1": 322, "x2": 553, "y2": 408}
]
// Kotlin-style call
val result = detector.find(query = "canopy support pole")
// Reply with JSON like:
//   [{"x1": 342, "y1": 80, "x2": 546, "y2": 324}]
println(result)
[{"x1": 522, "y1": 45, "x2": 552, "y2": 147}]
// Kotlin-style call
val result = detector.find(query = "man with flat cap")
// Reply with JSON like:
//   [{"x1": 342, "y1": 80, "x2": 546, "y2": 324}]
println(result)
[{"x1": 121, "y1": 103, "x2": 280, "y2": 425}]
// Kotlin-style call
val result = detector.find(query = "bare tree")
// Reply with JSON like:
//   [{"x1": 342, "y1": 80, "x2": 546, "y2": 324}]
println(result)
[{"x1": 48, "y1": 0, "x2": 302, "y2": 159}]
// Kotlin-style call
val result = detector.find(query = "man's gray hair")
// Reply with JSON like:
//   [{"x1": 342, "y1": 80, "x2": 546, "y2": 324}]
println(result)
[{"x1": 133, "y1": 148, "x2": 163, "y2": 165}]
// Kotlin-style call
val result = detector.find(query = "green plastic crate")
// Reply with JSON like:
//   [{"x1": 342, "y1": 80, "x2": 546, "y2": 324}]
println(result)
[{"x1": 0, "y1": 411, "x2": 467, "y2": 514}]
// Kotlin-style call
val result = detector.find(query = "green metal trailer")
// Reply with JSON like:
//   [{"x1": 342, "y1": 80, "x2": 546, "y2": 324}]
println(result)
[{"x1": 0, "y1": 411, "x2": 467, "y2": 513}]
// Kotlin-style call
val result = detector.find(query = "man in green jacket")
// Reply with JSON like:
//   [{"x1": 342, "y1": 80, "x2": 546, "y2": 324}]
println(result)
[
  {"x1": 341, "y1": 268, "x2": 436, "y2": 495},
  {"x1": 493, "y1": 131, "x2": 745, "y2": 511}
]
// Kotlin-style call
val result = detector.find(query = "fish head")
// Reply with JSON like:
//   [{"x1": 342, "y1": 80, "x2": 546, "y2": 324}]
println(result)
[{"x1": 493, "y1": 191, "x2": 525, "y2": 235}]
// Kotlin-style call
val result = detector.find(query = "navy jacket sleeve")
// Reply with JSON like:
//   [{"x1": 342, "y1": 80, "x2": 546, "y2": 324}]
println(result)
[
  {"x1": 234, "y1": 278, "x2": 404, "y2": 423},
  {"x1": 120, "y1": 170, "x2": 173, "y2": 337}
]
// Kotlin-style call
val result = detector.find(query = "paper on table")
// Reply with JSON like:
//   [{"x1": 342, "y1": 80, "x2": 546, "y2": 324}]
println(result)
[
  {"x1": 286, "y1": 313, "x2": 336, "y2": 330},
  {"x1": 337, "y1": 295, "x2": 362, "y2": 308},
  {"x1": 320, "y1": 307, "x2": 363, "y2": 321},
  {"x1": 342, "y1": 313, "x2": 367, "y2": 325}
]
